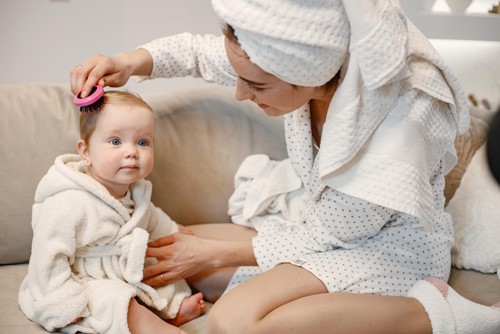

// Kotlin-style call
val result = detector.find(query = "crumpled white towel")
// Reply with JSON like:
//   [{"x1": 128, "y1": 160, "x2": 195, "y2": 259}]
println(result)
[{"x1": 228, "y1": 154, "x2": 306, "y2": 228}]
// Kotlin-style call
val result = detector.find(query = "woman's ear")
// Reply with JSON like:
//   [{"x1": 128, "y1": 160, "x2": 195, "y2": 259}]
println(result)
[{"x1": 77, "y1": 139, "x2": 91, "y2": 166}]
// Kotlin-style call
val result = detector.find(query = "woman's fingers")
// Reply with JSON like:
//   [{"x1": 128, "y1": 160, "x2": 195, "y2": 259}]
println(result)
[
  {"x1": 143, "y1": 261, "x2": 166, "y2": 280},
  {"x1": 143, "y1": 233, "x2": 208, "y2": 287},
  {"x1": 143, "y1": 255, "x2": 187, "y2": 286},
  {"x1": 147, "y1": 234, "x2": 176, "y2": 248},
  {"x1": 70, "y1": 54, "x2": 100, "y2": 95},
  {"x1": 69, "y1": 64, "x2": 83, "y2": 95},
  {"x1": 143, "y1": 267, "x2": 180, "y2": 287},
  {"x1": 80, "y1": 55, "x2": 115, "y2": 96},
  {"x1": 69, "y1": 53, "x2": 122, "y2": 96},
  {"x1": 143, "y1": 235, "x2": 177, "y2": 280}
]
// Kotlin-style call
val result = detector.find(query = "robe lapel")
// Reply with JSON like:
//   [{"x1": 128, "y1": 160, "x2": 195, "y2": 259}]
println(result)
[{"x1": 285, "y1": 105, "x2": 327, "y2": 201}]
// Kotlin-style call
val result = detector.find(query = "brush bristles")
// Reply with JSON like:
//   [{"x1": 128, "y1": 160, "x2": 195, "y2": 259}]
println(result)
[{"x1": 79, "y1": 96, "x2": 104, "y2": 113}]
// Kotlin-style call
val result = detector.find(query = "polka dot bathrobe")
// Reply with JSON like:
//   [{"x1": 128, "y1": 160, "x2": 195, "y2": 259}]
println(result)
[{"x1": 140, "y1": 1, "x2": 469, "y2": 297}]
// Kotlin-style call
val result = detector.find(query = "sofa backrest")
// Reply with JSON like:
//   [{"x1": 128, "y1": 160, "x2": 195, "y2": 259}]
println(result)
[
  {"x1": 0, "y1": 83, "x2": 491, "y2": 265},
  {"x1": 144, "y1": 85, "x2": 287, "y2": 226},
  {"x1": 0, "y1": 83, "x2": 287, "y2": 264},
  {"x1": 0, "y1": 84, "x2": 80, "y2": 264}
]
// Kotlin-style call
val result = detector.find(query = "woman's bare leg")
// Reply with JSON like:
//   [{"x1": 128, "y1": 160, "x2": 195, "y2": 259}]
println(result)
[
  {"x1": 186, "y1": 224, "x2": 256, "y2": 302},
  {"x1": 207, "y1": 263, "x2": 432, "y2": 334}
]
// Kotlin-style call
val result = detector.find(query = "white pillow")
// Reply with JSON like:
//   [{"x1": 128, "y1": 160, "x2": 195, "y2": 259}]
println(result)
[{"x1": 446, "y1": 144, "x2": 500, "y2": 278}]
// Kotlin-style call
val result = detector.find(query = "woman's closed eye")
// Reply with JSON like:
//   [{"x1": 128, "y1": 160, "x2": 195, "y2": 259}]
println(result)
[{"x1": 247, "y1": 82, "x2": 265, "y2": 92}]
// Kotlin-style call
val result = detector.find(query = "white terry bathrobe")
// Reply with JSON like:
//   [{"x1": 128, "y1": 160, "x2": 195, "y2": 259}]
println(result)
[{"x1": 18, "y1": 154, "x2": 191, "y2": 334}]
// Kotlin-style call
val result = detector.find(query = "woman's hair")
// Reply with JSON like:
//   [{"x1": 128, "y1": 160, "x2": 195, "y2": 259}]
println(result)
[
  {"x1": 222, "y1": 23, "x2": 238, "y2": 43},
  {"x1": 79, "y1": 91, "x2": 153, "y2": 143},
  {"x1": 222, "y1": 23, "x2": 339, "y2": 94}
]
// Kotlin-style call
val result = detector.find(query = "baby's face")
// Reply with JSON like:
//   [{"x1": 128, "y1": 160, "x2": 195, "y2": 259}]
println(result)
[{"x1": 84, "y1": 104, "x2": 154, "y2": 198}]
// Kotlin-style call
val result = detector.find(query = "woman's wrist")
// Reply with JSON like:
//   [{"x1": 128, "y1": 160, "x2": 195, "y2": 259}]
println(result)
[
  {"x1": 205, "y1": 238, "x2": 257, "y2": 269},
  {"x1": 115, "y1": 48, "x2": 153, "y2": 77}
]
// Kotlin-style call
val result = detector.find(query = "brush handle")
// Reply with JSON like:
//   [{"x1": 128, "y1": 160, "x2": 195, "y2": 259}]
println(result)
[{"x1": 73, "y1": 84, "x2": 104, "y2": 107}]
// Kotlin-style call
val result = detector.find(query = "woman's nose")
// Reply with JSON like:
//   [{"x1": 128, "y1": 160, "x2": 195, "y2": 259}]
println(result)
[{"x1": 235, "y1": 79, "x2": 255, "y2": 101}]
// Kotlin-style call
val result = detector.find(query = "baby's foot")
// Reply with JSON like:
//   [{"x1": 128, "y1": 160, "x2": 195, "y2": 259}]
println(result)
[{"x1": 168, "y1": 292, "x2": 206, "y2": 326}]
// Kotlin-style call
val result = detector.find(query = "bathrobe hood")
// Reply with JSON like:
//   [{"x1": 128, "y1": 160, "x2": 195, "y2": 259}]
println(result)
[{"x1": 35, "y1": 154, "x2": 151, "y2": 225}]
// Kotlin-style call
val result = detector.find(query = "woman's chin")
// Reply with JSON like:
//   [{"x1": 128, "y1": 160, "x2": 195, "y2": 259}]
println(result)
[{"x1": 259, "y1": 105, "x2": 286, "y2": 117}]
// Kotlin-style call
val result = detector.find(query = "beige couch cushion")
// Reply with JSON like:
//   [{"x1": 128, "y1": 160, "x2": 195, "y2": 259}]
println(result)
[{"x1": 0, "y1": 84, "x2": 79, "y2": 264}]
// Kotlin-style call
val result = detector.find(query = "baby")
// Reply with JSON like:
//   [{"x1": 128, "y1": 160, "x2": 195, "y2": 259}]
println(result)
[{"x1": 18, "y1": 90, "x2": 205, "y2": 334}]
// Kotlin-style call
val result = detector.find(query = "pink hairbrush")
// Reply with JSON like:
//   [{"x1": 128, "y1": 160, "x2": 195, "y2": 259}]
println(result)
[{"x1": 73, "y1": 84, "x2": 104, "y2": 112}]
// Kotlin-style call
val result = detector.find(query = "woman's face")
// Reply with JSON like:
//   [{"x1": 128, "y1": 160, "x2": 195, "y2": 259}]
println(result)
[{"x1": 225, "y1": 38, "x2": 323, "y2": 117}]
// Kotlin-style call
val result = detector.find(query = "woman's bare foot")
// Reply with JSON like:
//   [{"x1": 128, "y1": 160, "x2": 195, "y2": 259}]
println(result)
[{"x1": 168, "y1": 292, "x2": 206, "y2": 326}]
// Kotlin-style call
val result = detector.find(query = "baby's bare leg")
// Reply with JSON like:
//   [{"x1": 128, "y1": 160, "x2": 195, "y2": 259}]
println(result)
[
  {"x1": 168, "y1": 292, "x2": 206, "y2": 326},
  {"x1": 128, "y1": 298, "x2": 186, "y2": 334}
]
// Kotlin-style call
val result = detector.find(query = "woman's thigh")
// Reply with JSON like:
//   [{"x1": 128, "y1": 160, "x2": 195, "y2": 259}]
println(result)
[
  {"x1": 208, "y1": 263, "x2": 327, "y2": 332},
  {"x1": 208, "y1": 264, "x2": 430, "y2": 334},
  {"x1": 186, "y1": 223, "x2": 256, "y2": 302}
]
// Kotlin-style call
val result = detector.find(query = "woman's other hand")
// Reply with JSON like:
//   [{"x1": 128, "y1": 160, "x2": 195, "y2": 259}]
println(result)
[
  {"x1": 70, "y1": 48, "x2": 153, "y2": 97},
  {"x1": 143, "y1": 224, "x2": 256, "y2": 288},
  {"x1": 143, "y1": 233, "x2": 208, "y2": 287}
]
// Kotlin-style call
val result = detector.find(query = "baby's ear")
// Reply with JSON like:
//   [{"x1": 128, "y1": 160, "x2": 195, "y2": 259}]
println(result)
[{"x1": 76, "y1": 139, "x2": 91, "y2": 166}]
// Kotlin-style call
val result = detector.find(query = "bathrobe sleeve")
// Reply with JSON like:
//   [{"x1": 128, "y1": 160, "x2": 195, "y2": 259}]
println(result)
[
  {"x1": 142, "y1": 203, "x2": 179, "y2": 241},
  {"x1": 19, "y1": 191, "x2": 89, "y2": 332},
  {"x1": 137, "y1": 33, "x2": 237, "y2": 86}
]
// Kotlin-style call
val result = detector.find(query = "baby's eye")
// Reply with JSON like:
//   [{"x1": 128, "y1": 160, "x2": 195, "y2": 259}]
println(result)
[
  {"x1": 109, "y1": 138, "x2": 121, "y2": 145},
  {"x1": 137, "y1": 139, "x2": 149, "y2": 147}
]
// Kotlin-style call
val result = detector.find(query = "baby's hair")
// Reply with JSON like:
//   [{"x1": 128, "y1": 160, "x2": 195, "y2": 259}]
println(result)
[{"x1": 79, "y1": 91, "x2": 153, "y2": 144}]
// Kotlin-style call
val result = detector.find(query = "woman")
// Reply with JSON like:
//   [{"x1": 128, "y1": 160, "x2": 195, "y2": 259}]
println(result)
[{"x1": 70, "y1": 1, "x2": 500, "y2": 333}]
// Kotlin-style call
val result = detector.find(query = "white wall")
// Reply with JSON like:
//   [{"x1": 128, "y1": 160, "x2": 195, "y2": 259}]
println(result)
[
  {"x1": 0, "y1": 0, "x2": 221, "y2": 94},
  {"x1": 1, "y1": 0, "x2": 499, "y2": 105},
  {"x1": 400, "y1": 0, "x2": 500, "y2": 110}
]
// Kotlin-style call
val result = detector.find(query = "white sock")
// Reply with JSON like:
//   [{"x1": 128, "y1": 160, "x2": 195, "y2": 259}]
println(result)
[{"x1": 407, "y1": 277, "x2": 500, "y2": 334}]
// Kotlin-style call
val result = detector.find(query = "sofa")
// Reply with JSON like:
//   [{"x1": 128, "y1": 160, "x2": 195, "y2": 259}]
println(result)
[{"x1": 1, "y1": 83, "x2": 499, "y2": 334}]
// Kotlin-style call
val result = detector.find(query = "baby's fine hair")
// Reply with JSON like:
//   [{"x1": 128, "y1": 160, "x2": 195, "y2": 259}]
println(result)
[{"x1": 79, "y1": 91, "x2": 153, "y2": 144}]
